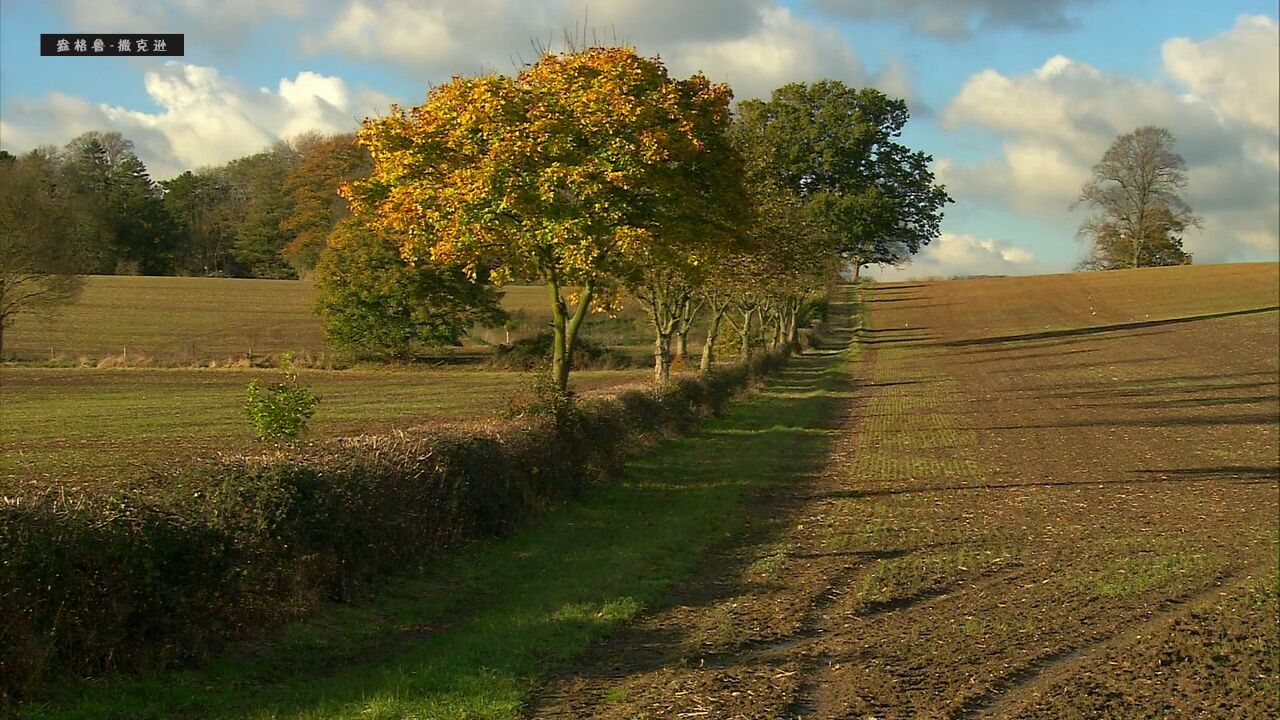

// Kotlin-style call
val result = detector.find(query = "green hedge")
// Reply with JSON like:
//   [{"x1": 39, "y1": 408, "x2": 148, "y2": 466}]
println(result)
[{"x1": 0, "y1": 349, "x2": 790, "y2": 701}]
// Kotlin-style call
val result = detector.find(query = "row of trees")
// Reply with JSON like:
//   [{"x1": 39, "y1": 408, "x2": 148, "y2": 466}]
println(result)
[
  {"x1": 336, "y1": 48, "x2": 951, "y2": 388},
  {"x1": 2, "y1": 47, "x2": 952, "y2": 379}
]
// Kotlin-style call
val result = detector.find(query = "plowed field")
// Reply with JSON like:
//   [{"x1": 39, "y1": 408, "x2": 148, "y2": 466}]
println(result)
[{"x1": 531, "y1": 262, "x2": 1280, "y2": 719}]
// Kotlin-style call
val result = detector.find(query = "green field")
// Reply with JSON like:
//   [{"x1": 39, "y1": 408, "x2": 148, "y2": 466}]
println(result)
[
  {"x1": 0, "y1": 275, "x2": 665, "y2": 486},
  {"x1": 3, "y1": 275, "x2": 650, "y2": 363},
  {"x1": 0, "y1": 366, "x2": 652, "y2": 486}
]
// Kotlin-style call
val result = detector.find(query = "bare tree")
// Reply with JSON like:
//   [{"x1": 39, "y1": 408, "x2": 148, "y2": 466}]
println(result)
[
  {"x1": 0, "y1": 153, "x2": 89, "y2": 357},
  {"x1": 1075, "y1": 126, "x2": 1200, "y2": 269}
]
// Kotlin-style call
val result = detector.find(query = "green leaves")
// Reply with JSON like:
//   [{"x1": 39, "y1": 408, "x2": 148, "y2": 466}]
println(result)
[
  {"x1": 735, "y1": 81, "x2": 951, "y2": 271},
  {"x1": 314, "y1": 219, "x2": 506, "y2": 360},
  {"x1": 244, "y1": 354, "x2": 319, "y2": 443}
]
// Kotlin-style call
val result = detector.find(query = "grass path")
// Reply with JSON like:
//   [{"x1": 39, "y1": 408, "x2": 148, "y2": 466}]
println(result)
[{"x1": 20, "y1": 295, "x2": 860, "y2": 720}]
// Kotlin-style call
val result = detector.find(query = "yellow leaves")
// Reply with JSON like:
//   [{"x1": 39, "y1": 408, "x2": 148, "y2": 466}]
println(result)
[
  {"x1": 489, "y1": 266, "x2": 513, "y2": 287},
  {"x1": 587, "y1": 287, "x2": 624, "y2": 316},
  {"x1": 346, "y1": 43, "x2": 738, "y2": 297}
]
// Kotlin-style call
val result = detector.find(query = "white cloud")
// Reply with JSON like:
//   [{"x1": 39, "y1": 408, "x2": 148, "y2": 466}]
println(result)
[
  {"x1": 2, "y1": 0, "x2": 909, "y2": 181},
  {"x1": 1163, "y1": 15, "x2": 1279, "y2": 133},
  {"x1": 868, "y1": 232, "x2": 1039, "y2": 280},
  {"x1": 0, "y1": 63, "x2": 393, "y2": 180},
  {"x1": 812, "y1": 0, "x2": 1096, "y2": 40},
  {"x1": 304, "y1": 0, "x2": 890, "y2": 101},
  {"x1": 662, "y1": 5, "x2": 868, "y2": 100},
  {"x1": 939, "y1": 15, "x2": 1280, "y2": 264},
  {"x1": 50, "y1": 0, "x2": 306, "y2": 50}
]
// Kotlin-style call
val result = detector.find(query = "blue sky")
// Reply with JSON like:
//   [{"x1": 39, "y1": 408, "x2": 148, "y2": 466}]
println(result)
[{"x1": 1, "y1": 0, "x2": 1277, "y2": 278}]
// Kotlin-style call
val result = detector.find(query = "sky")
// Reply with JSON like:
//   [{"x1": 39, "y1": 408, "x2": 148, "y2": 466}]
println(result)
[{"x1": 1, "y1": 0, "x2": 1277, "y2": 279}]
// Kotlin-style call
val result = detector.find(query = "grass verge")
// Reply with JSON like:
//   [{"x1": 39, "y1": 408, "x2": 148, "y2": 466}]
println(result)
[{"x1": 18, "y1": 345, "x2": 855, "y2": 719}]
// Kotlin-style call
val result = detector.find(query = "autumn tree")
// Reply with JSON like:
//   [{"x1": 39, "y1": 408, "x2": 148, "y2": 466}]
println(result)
[
  {"x1": 344, "y1": 46, "x2": 736, "y2": 390},
  {"x1": 280, "y1": 134, "x2": 370, "y2": 275},
  {"x1": 716, "y1": 182, "x2": 834, "y2": 361},
  {"x1": 622, "y1": 86, "x2": 745, "y2": 384},
  {"x1": 1075, "y1": 126, "x2": 1199, "y2": 270},
  {"x1": 689, "y1": 102, "x2": 839, "y2": 370},
  {"x1": 0, "y1": 152, "x2": 90, "y2": 357},
  {"x1": 314, "y1": 218, "x2": 506, "y2": 359},
  {"x1": 736, "y1": 82, "x2": 951, "y2": 280}
]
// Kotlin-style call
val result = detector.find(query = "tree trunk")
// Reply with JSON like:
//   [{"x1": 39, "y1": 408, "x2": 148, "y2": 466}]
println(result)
[
  {"x1": 752, "y1": 307, "x2": 765, "y2": 354},
  {"x1": 673, "y1": 296, "x2": 700, "y2": 362},
  {"x1": 654, "y1": 332, "x2": 673, "y2": 385},
  {"x1": 740, "y1": 309, "x2": 753, "y2": 360},
  {"x1": 785, "y1": 307, "x2": 799, "y2": 350},
  {"x1": 853, "y1": 262, "x2": 863, "y2": 282},
  {"x1": 548, "y1": 284, "x2": 569, "y2": 391},
  {"x1": 700, "y1": 308, "x2": 724, "y2": 372},
  {"x1": 546, "y1": 276, "x2": 595, "y2": 391}
]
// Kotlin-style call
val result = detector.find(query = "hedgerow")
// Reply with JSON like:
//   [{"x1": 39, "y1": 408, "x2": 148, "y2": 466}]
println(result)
[{"x1": 0, "y1": 349, "x2": 790, "y2": 701}]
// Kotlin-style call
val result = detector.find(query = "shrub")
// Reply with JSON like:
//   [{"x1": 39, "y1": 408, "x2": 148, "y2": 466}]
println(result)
[
  {"x1": 314, "y1": 218, "x2": 507, "y2": 360},
  {"x1": 492, "y1": 331, "x2": 634, "y2": 370},
  {"x1": 504, "y1": 369, "x2": 580, "y2": 430},
  {"x1": 244, "y1": 353, "x2": 319, "y2": 442}
]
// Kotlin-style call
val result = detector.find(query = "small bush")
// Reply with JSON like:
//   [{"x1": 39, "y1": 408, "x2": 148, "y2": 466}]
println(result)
[
  {"x1": 504, "y1": 369, "x2": 580, "y2": 430},
  {"x1": 492, "y1": 331, "x2": 634, "y2": 370},
  {"x1": 244, "y1": 353, "x2": 319, "y2": 442}
]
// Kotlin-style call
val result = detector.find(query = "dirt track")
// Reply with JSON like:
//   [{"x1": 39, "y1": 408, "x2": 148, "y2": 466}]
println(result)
[{"x1": 529, "y1": 266, "x2": 1280, "y2": 719}]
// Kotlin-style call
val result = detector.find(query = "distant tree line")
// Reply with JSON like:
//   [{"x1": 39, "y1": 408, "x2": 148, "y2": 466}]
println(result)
[{"x1": 0, "y1": 130, "x2": 368, "y2": 280}]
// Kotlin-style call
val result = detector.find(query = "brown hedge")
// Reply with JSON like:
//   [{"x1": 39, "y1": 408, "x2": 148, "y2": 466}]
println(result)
[{"x1": 0, "y1": 349, "x2": 789, "y2": 701}]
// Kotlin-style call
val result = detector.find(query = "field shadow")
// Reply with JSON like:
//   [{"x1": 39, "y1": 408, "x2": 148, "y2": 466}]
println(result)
[
  {"x1": 805, "y1": 465, "x2": 1280, "y2": 501},
  {"x1": 858, "y1": 327, "x2": 939, "y2": 346},
  {"x1": 943, "y1": 306, "x2": 1279, "y2": 348},
  {"x1": 987, "y1": 411, "x2": 1279, "y2": 430}
]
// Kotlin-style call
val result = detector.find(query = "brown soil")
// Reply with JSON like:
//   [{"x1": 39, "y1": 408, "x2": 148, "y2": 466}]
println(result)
[{"x1": 528, "y1": 267, "x2": 1280, "y2": 719}]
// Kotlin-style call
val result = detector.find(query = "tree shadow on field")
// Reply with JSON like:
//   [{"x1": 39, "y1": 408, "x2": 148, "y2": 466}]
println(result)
[
  {"x1": 1009, "y1": 376, "x2": 1279, "y2": 403},
  {"x1": 952, "y1": 346, "x2": 1102, "y2": 365},
  {"x1": 857, "y1": 327, "x2": 938, "y2": 346},
  {"x1": 987, "y1": 411, "x2": 1279, "y2": 430},
  {"x1": 804, "y1": 465, "x2": 1279, "y2": 501},
  {"x1": 998, "y1": 354, "x2": 1178, "y2": 374},
  {"x1": 864, "y1": 296, "x2": 930, "y2": 304},
  {"x1": 942, "y1": 305, "x2": 1279, "y2": 348},
  {"x1": 1132, "y1": 466, "x2": 1280, "y2": 481},
  {"x1": 1074, "y1": 394, "x2": 1279, "y2": 410}
]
